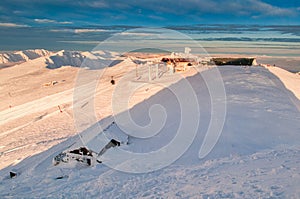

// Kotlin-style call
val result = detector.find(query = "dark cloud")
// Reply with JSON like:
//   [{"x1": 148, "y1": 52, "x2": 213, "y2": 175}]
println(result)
[
  {"x1": 0, "y1": 0, "x2": 299, "y2": 25},
  {"x1": 77, "y1": 0, "x2": 297, "y2": 16}
]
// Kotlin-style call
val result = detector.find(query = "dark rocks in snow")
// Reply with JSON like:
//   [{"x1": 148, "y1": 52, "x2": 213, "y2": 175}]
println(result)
[
  {"x1": 9, "y1": 171, "x2": 17, "y2": 178},
  {"x1": 53, "y1": 139, "x2": 121, "y2": 166},
  {"x1": 98, "y1": 139, "x2": 121, "y2": 157},
  {"x1": 110, "y1": 139, "x2": 121, "y2": 146},
  {"x1": 69, "y1": 147, "x2": 93, "y2": 157},
  {"x1": 53, "y1": 146, "x2": 95, "y2": 166},
  {"x1": 55, "y1": 175, "x2": 69, "y2": 180}
]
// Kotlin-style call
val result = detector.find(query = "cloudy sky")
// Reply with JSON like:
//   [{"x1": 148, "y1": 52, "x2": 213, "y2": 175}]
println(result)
[{"x1": 0, "y1": 0, "x2": 300, "y2": 27}]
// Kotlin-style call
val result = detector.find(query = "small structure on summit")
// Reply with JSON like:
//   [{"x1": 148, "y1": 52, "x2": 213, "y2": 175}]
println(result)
[
  {"x1": 160, "y1": 47, "x2": 198, "y2": 73},
  {"x1": 139, "y1": 48, "x2": 257, "y2": 82},
  {"x1": 211, "y1": 58, "x2": 257, "y2": 66},
  {"x1": 161, "y1": 57, "x2": 195, "y2": 73}
]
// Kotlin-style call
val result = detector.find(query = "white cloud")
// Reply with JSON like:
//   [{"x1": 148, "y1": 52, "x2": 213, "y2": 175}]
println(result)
[
  {"x1": 50, "y1": 29, "x2": 74, "y2": 33},
  {"x1": 0, "y1": 22, "x2": 29, "y2": 27},
  {"x1": 50, "y1": 28, "x2": 110, "y2": 33},
  {"x1": 34, "y1": 19, "x2": 56, "y2": 23},
  {"x1": 34, "y1": 18, "x2": 73, "y2": 24},
  {"x1": 119, "y1": 32, "x2": 157, "y2": 36},
  {"x1": 58, "y1": 21, "x2": 73, "y2": 24},
  {"x1": 74, "y1": 29, "x2": 107, "y2": 33},
  {"x1": 246, "y1": 0, "x2": 296, "y2": 17}
]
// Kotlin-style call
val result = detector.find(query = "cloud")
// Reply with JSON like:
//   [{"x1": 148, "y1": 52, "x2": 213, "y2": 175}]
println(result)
[
  {"x1": 118, "y1": 32, "x2": 157, "y2": 36},
  {"x1": 34, "y1": 19, "x2": 57, "y2": 23},
  {"x1": 80, "y1": 1, "x2": 131, "y2": 9},
  {"x1": 0, "y1": 0, "x2": 298, "y2": 26},
  {"x1": 34, "y1": 18, "x2": 73, "y2": 24},
  {"x1": 82, "y1": 1, "x2": 109, "y2": 8},
  {"x1": 246, "y1": 0, "x2": 297, "y2": 17},
  {"x1": 74, "y1": 29, "x2": 107, "y2": 33},
  {"x1": 77, "y1": 0, "x2": 297, "y2": 17},
  {"x1": 165, "y1": 0, "x2": 295, "y2": 16},
  {"x1": 57, "y1": 40, "x2": 100, "y2": 44},
  {"x1": 49, "y1": 29, "x2": 74, "y2": 33},
  {"x1": 50, "y1": 28, "x2": 111, "y2": 33},
  {"x1": 148, "y1": 15, "x2": 166, "y2": 21},
  {"x1": 0, "y1": 22, "x2": 29, "y2": 27}
]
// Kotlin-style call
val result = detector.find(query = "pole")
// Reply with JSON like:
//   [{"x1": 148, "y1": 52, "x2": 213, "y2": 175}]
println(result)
[
  {"x1": 148, "y1": 64, "x2": 151, "y2": 81},
  {"x1": 156, "y1": 64, "x2": 159, "y2": 79}
]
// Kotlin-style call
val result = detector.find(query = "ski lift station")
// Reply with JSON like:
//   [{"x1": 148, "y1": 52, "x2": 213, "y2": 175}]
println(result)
[
  {"x1": 134, "y1": 47, "x2": 257, "y2": 82},
  {"x1": 133, "y1": 47, "x2": 209, "y2": 82}
]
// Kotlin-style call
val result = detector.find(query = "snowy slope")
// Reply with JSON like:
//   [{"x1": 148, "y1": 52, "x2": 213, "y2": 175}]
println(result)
[
  {"x1": 0, "y1": 65, "x2": 300, "y2": 198},
  {"x1": 267, "y1": 66, "x2": 300, "y2": 101}
]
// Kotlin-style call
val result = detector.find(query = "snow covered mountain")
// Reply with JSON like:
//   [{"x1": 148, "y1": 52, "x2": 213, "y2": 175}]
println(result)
[
  {"x1": 0, "y1": 49, "x2": 52, "y2": 65},
  {"x1": 45, "y1": 50, "x2": 122, "y2": 69},
  {"x1": 0, "y1": 49, "x2": 121, "y2": 70},
  {"x1": 0, "y1": 52, "x2": 300, "y2": 198}
]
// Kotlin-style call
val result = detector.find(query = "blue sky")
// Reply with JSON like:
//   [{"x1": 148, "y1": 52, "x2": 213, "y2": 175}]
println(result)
[{"x1": 0, "y1": 0, "x2": 300, "y2": 27}]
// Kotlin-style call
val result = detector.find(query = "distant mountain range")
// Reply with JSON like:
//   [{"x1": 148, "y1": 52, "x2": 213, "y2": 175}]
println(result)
[
  {"x1": 0, "y1": 49, "x2": 123, "y2": 70},
  {"x1": 0, "y1": 49, "x2": 52, "y2": 65}
]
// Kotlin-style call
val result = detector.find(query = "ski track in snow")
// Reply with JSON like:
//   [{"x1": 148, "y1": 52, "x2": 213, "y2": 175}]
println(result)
[{"x1": 0, "y1": 80, "x2": 97, "y2": 126}]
